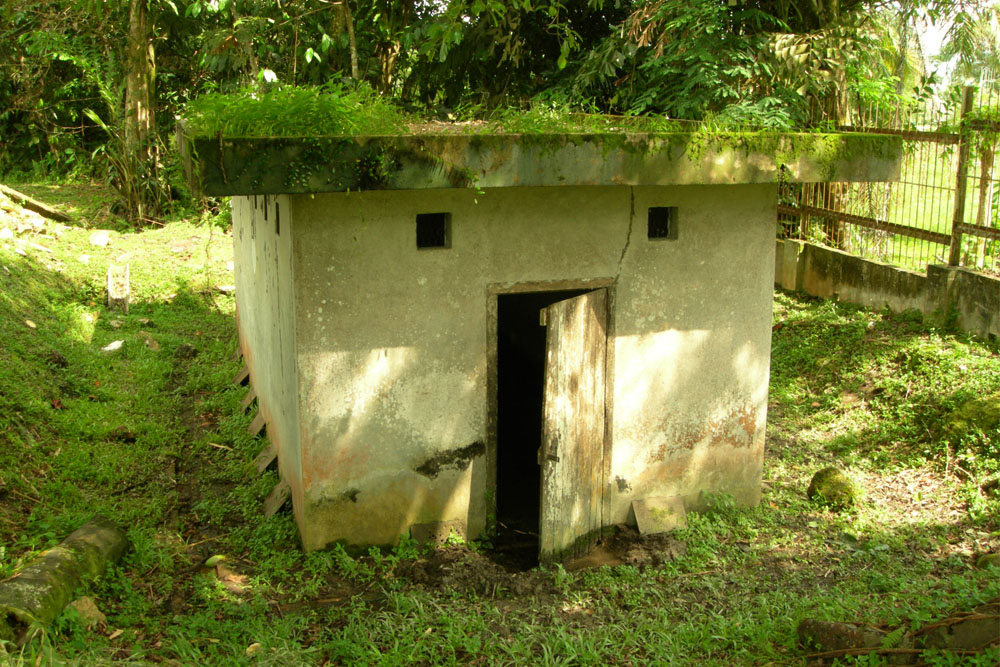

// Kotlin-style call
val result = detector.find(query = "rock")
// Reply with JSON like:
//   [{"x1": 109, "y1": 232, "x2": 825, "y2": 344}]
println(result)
[
  {"x1": 0, "y1": 227, "x2": 12, "y2": 240},
  {"x1": 0, "y1": 516, "x2": 126, "y2": 643},
  {"x1": 109, "y1": 426, "x2": 137, "y2": 443},
  {"x1": 137, "y1": 331, "x2": 160, "y2": 351},
  {"x1": 916, "y1": 600, "x2": 999, "y2": 651},
  {"x1": 975, "y1": 552, "x2": 1000, "y2": 569},
  {"x1": 89, "y1": 230, "x2": 110, "y2": 247},
  {"x1": 67, "y1": 597, "x2": 106, "y2": 629},
  {"x1": 632, "y1": 496, "x2": 687, "y2": 535},
  {"x1": 106, "y1": 264, "x2": 129, "y2": 312},
  {"x1": 807, "y1": 466, "x2": 861, "y2": 509}
]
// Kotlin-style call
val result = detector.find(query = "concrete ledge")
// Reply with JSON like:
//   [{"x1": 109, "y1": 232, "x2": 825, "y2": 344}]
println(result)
[
  {"x1": 775, "y1": 239, "x2": 1000, "y2": 339},
  {"x1": 178, "y1": 128, "x2": 902, "y2": 196}
]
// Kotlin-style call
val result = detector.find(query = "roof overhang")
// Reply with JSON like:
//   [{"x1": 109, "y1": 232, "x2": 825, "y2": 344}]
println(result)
[{"x1": 177, "y1": 125, "x2": 902, "y2": 197}]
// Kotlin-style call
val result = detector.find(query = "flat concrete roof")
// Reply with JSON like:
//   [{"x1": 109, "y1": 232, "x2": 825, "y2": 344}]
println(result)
[{"x1": 178, "y1": 126, "x2": 901, "y2": 196}]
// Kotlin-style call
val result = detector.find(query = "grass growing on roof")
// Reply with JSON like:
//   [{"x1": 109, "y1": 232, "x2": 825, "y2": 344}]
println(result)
[
  {"x1": 179, "y1": 87, "x2": 868, "y2": 139},
  {"x1": 181, "y1": 82, "x2": 409, "y2": 138}
]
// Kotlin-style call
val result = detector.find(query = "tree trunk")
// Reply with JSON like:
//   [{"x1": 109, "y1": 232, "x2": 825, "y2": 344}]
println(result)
[
  {"x1": 124, "y1": 0, "x2": 157, "y2": 219},
  {"x1": 341, "y1": 0, "x2": 359, "y2": 81},
  {"x1": 0, "y1": 516, "x2": 127, "y2": 645}
]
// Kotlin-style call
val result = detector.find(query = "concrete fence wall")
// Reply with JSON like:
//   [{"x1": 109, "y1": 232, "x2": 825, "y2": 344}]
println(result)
[{"x1": 775, "y1": 239, "x2": 1000, "y2": 341}]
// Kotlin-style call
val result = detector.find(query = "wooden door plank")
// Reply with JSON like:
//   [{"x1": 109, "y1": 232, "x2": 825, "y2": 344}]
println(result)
[
  {"x1": 539, "y1": 289, "x2": 607, "y2": 561},
  {"x1": 247, "y1": 412, "x2": 266, "y2": 437},
  {"x1": 254, "y1": 443, "x2": 277, "y2": 474},
  {"x1": 263, "y1": 479, "x2": 291, "y2": 517},
  {"x1": 240, "y1": 387, "x2": 257, "y2": 412}
]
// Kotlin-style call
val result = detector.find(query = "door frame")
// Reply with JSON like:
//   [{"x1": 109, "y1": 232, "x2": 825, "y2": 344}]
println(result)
[{"x1": 485, "y1": 278, "x2": 617, "y2": 542}]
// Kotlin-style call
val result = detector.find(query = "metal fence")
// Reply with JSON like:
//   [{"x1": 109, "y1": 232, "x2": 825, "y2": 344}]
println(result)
[{"x1": 778, "y1": 81, "x2": 1000, "y2": 276}]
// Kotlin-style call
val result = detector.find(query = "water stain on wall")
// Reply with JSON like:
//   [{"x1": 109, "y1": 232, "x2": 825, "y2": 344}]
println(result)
[{"x1": 647, "y1": 403, "x2": 759, "y2": 463}]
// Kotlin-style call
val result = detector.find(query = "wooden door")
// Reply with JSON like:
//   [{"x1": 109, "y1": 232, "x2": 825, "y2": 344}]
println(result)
[{"x1": 538, "y1": 289, "x2": 608, "y2": 561}]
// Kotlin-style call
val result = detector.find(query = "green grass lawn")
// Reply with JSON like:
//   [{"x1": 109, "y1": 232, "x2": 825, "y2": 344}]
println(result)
[{"x1": 1, "y1": 183, "x2": 998, "y2": 666}]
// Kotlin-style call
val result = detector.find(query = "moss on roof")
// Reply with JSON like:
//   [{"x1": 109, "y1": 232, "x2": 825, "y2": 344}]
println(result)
[{"x1": 178, "y1": 85, "x2": 903, "y2": 196}]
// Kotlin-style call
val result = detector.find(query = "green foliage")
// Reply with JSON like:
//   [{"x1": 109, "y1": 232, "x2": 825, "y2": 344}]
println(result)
[
  {"x1": 181, "y1": 82, "x2": 407, "y2": 138},
  {"x1": 7, "y1": 0, "x2": 977, "y2": 200},
  {"x1": 0, "y1": 2, "x2": 125, "y2": 177}
]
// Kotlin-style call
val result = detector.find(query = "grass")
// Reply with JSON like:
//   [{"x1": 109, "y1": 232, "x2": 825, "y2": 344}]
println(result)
[
  {"x1": 180, "y1": 82, "x2": 409, "y2": 139},
  {"x1": 178, "y1": 84, "x2": 703, "y2": 138},
  {"x1": 178, "y1": 83, "x2": 898, "y2": 140},
  {"x1": 1, "y1": 182, "x2": 998, "y2": 666}
]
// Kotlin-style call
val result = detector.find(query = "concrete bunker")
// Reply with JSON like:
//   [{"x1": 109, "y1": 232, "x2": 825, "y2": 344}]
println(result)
[{"x1": 179, "y1": 125, "x2": 901, "y2": 562}]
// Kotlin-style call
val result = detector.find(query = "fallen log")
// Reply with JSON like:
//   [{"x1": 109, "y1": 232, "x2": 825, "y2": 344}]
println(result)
[
  {"x1": 0, "y1": 515, "x2": 127, "y2": 644},
  {"x1": 0, "y1": 183, "x2": 72, "y2": 223}
]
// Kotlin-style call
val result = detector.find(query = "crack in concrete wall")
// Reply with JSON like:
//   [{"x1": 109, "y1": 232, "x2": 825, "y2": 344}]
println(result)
[{"x1": 616, "y1": 187, "x2": 635, "y2": 279}]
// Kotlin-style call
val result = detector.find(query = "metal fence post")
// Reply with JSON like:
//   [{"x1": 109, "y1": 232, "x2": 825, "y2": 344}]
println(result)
[{"x1": 948, "y1": 86, "x2": 975, "y2": 267}]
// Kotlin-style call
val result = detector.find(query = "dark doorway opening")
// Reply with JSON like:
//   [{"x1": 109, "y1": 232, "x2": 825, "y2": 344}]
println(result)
[{"x1": 495, "y1": 288, "x2": 591, "y2": 569}]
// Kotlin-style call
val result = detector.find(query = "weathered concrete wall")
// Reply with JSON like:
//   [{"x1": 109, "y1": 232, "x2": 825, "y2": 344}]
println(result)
[
  {"x1": 284, "y1": 184, "x2": 775, "y2": 550},
  {"x1": 776, "y1": 239, "x2": 1000, "y2": 339},
  {"x1": 927, "y1": 264, "x2": 1000, "y2": 339},
  {"x1": 609, "y1": 186, "x2": 774, "y2": 523},
  {"x1": 232, "y1": 195, "x2": 304, "y2": 524}
]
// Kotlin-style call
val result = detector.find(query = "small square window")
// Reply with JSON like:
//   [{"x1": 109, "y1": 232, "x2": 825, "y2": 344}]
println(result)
[
  {"x1": 648, "y1": 206, "x2": 678, "y2": 240},
  {"x1": 416, "y1": 212, "x2": 451, "y2": 249}
]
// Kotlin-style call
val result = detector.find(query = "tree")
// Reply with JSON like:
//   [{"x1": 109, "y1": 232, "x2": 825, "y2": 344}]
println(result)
[
  {"x1": 124, "y1": 0, "x2": 160, "y2": 220},
  {"x1": 2, "y1": 0, "x2": 998, "y2": 226},
  {"x1": 935, "y1": 4, "x2": 1000, "y2": 84}
]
